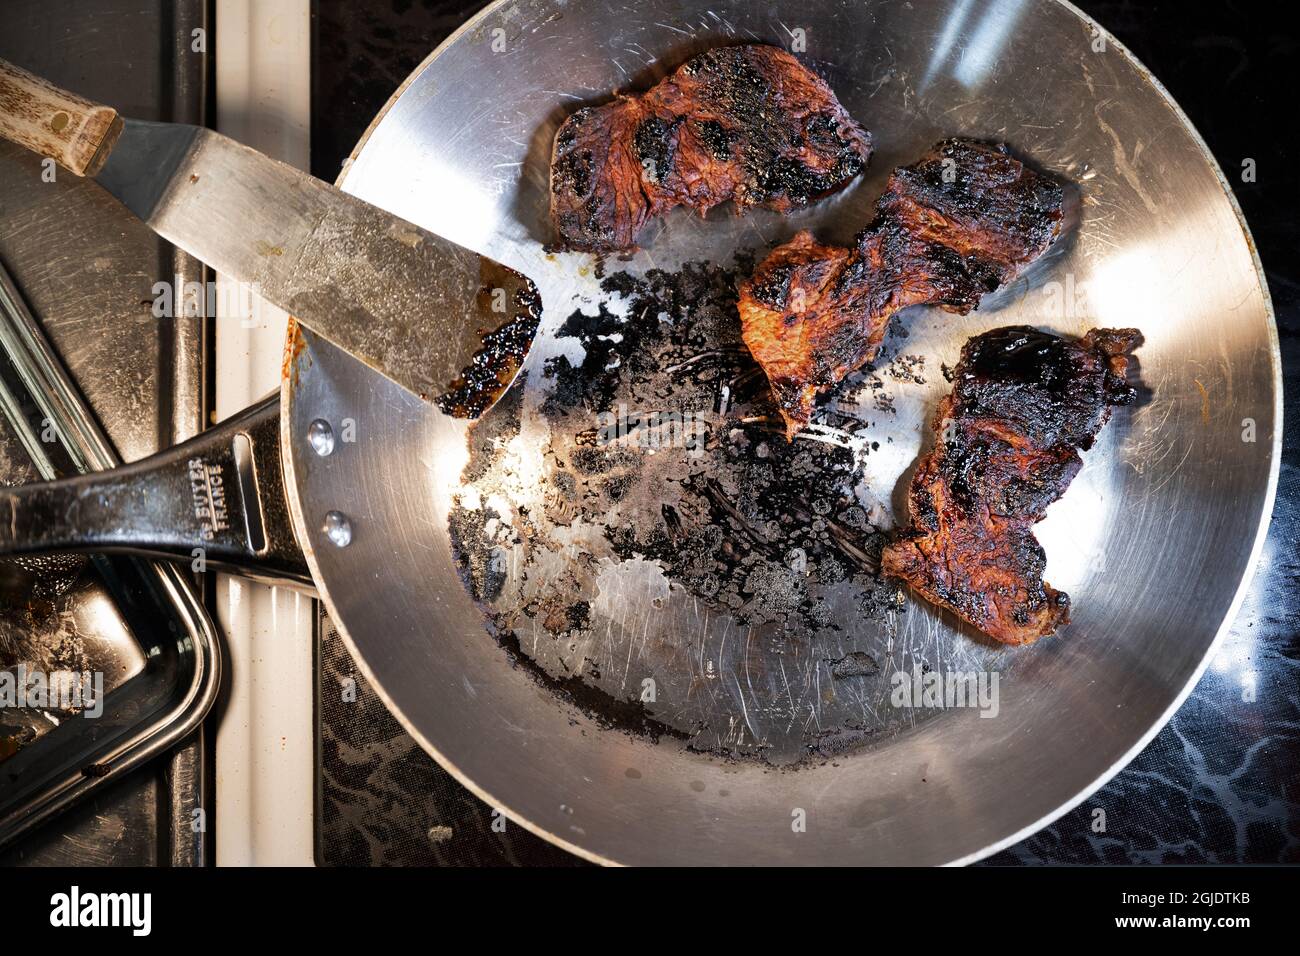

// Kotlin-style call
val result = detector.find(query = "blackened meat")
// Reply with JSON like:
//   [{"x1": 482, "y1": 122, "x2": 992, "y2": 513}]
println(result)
[
  {"x1": 550, "y1": 44, "x2": 872, "y2": 252},
  {"x1": 882, "y1": 326, "x2": 1141, "y2": 645},
  {"x1": 738, "y1": 139, "x2": 1065, "y2": 437}
]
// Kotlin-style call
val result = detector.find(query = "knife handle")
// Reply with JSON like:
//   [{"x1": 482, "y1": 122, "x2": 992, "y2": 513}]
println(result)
[{"x1": 0, "y1": 58, "x2": 123, "y2": 176}]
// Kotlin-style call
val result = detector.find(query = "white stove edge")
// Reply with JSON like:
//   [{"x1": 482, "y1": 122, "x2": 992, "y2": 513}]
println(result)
[{"x1": 212, "y1": 0, "x2": 316, "y2": 867}]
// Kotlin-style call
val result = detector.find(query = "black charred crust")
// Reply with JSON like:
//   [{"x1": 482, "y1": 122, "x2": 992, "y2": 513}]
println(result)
[
  {"x1": 873, "y1": 139, "x2": 1064, "y2": 309},
  {"x1": 697, "y1": 118, "x2": 736, "y2": 160},
  {"x1": 689, "y1": 45, "x2": 769, "y2": 107},
  {"x1": 830, "y1": 250, "x2": 871, "y2": 297},
  {"x1": 994, "y1": 455, "x2": 1079, "y2": 517},
  {"x1": 770, "y1": 377, "x2": 806, "y2": 416},
  {"x1": 743, "y1": 107, "x2": 870, "y2": 207},
  {"x1": 929, "y1": 574, "x2": 991, "y2": 628},
  {"x1": 912, "y1": 484, "x2": 938, "y2": 531},
  {"x1": 940, "y1": 424, "x2": 995, "y2": 514},
  {"x1": 919, "y1": 519, "x2": 1059, "y2": 634},
  {"x1": 551, "y1": 146, "x2": 593, "y2": 197},
  {"x1": 435, "y1": 281, "x2": 543, "y2": 419},
  {"x1": 894, "y1": 138, "x2": 1065, "y2": 244},
  {"x1": 1105, "y1": 371, "x2": 1139, "y2": 406},
  {"x1": 749, "y1": 262, "x2": 794, "y2": 309},
  {"x1": 555, "y1": 205, "x2": 616, "y2": 251},
  {"x1": 814, "y1": 312, "x2": 873, "y2": 377},
  {"x1": 753, "y1": 153, "x2": 851, "y2": 206},
  {"x1": 899, "y1": 240, "x2": 1003, "y2": 314},
  {"x1": 555, "y1": 115, "x2": 583, "y2": 150},
  {"x1": 955, "y1": 325, "x2": 1134, "y2": 448},
  {"x1": 1088, "y1": 327, "x2": 1144, "y2": 407},
  {"x1": 806, "y1": 112, "x2": 846, "y2": 146},
  {"x1": 938, "y1": 420, "x2": 1082, "y2": 520},
  {"x1": 634, "y1": 114, "x2": 684, "y2": 182}
]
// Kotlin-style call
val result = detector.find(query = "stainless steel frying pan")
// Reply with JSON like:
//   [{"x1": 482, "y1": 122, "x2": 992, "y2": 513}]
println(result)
[{"x1": 0, "y1": 0, "x2": 1280, "y2": 865}]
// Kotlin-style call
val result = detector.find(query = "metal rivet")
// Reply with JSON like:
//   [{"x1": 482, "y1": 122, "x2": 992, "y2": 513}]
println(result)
[
  {"x1": 308, "y1": 418, "x2": 335, "y2": 456},
  {"x1": 322, "y1": 510, "x2": 352, "y2": 548}
]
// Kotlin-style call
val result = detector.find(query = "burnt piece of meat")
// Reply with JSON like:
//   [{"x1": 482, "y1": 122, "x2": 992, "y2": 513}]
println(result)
[
  {"x1": 882, "y1": 326, "x2": 1141, "y2": 645},
  {"x1": 550, "y1": 44, "x2": 872, "y2": 252},
  {"x1": 738, "y1": 139, "x2": 1065, "y2": 437}
]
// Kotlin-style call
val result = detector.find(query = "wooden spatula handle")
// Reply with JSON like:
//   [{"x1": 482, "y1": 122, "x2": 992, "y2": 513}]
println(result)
[{"x1": 0, "y1": 58, "x2": 122, "y2": 176}]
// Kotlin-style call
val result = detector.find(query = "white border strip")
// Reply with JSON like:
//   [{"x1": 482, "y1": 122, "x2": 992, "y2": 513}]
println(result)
[{"x1": 212, "y1": 0, "x2": 317, "y2": 868}]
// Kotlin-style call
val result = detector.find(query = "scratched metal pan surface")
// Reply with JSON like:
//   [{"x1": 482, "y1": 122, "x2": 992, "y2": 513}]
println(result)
[{"x1": 282, "y1": 0, "x2": 1279, "y2": 865}]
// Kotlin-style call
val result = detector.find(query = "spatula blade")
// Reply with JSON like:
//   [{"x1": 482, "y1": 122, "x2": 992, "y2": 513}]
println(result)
[{"x1": 96, "y1": 118, "x2": 540, "y2": 414}]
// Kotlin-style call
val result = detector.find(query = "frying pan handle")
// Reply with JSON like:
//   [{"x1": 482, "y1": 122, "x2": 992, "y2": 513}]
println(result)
[
  {"x1": 0, "y1": 58, "x2": 123, "y2": 176},
  {"x1": 0, "y1": 395, "x2": 312, "y2": 588}
]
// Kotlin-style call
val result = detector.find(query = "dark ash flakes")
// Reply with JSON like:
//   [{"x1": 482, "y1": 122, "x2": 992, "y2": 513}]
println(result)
[
  {"x1": 532, "y1": 260, "x2": 896, "y2": 631},
  {"x1": 446, "y1": 258, "x2": 906, "y2": 764}
]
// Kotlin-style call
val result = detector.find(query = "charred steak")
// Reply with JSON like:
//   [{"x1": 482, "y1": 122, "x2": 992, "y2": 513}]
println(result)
[
  {"x1": 550, "y1": 44, "x2": 872, "y2": 252},
  {"x1": 882, "y1": 326, "x2": 1141, "y2": 645}
]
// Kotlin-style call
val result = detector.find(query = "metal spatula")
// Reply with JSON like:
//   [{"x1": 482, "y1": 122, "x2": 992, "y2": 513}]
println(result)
[{"x1": 0, "y1": 57, "x2": 540, "y2": 416}]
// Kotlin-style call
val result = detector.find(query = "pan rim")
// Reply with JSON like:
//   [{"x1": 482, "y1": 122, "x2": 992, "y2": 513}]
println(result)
[
  {"x1": 282, "y1": 0, "x2": 1282, "y2": 867},
  {"x1": 942, "y1": 0, "x2": 1283, "y2": 866}
]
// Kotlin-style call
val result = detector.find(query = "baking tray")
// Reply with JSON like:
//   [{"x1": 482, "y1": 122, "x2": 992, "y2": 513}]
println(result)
[{"x1": 0, "y1": 259, "x2": 220, "y2": 846}]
